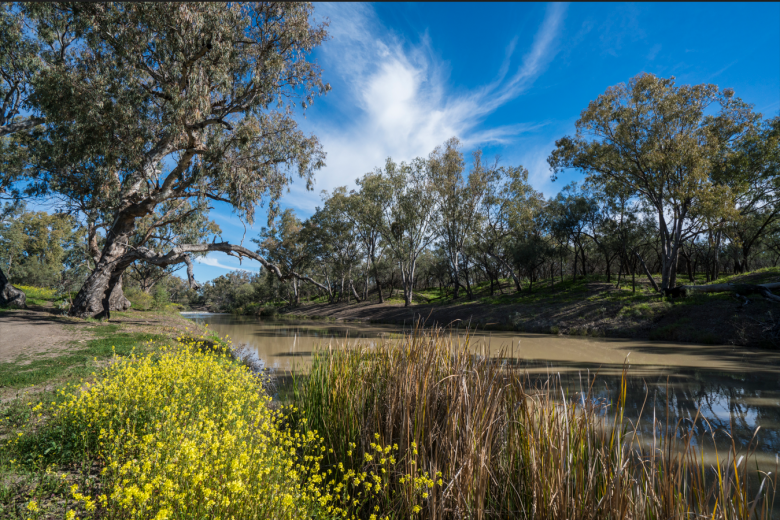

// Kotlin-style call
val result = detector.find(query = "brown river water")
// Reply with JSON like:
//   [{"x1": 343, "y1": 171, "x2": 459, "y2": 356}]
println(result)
[{"x1": 183, "y1": 313, "x2": 780, "y2": 478}]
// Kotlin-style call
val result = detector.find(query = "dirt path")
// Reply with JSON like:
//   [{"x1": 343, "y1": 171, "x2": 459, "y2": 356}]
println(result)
[{"x1": 0, "y1": 309, "x2": 89, "y2": 364}]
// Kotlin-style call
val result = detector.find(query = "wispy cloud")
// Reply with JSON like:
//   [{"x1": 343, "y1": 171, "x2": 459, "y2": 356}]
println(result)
[
  {"x1": 708, "y1": 60, "x2": 738, "y2": 80},
  {"x1": 196, "y1": 255, "x2": 256, "y2": 272},
  {"x1": 284, "y1": 3, "x2": 567, "y2": 213}
]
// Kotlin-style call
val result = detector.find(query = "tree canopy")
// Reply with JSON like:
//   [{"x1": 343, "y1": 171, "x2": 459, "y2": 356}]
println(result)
[{"x1": 1, "y1": 2, "x2": 330, "y2": 317}]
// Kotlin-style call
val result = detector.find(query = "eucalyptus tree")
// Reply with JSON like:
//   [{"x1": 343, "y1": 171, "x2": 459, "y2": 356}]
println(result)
[
  {"x1": 549, "y1": 73, "x2": 755, "y2": 290},
  {"x1": 475, "y1": 162, "x2": 543, "y2": 292},
  {"x1": 0, "y1": 4, "x2": 42, "y2": 139},
  {"x1": 0, "y1": 202, "x2": 27, "y2": 306},
  {"x1": 126, "y1": 201, "x2": 220, "y2": 293},
  {"x1": 601, "y1": 189, "x2": 646, "y2": 291},
  {"x1": 11, "y1": 3, "x2": 329, "y2": 317},
  {"x1": 0, "y1": 4, "x2": 45, "y2": 305},
  {"x1": 325, "y1": 186, "x2": 384, "y2": 301},
  {"x1": 353, "y1": 171, "x2": 397, "y2": 303},
  {"x1": 367, "y1": 156, "x2": 440, "y2": 307},
  {"x1": 308, "y1": 190, "x2": 366, "y2": 302},
  {"x1": 430, "y1": 138, "x2": 488, "y2": 299},
  {"x1": 254, "y1": 209, "x2": 314, "y2": 306},
  {"x1": 512, "y1": 234, "x2": 553, "y2": 292},
  {"x1": 547, "y1": 184, "x2": 595, "y2": 281},
  {"x1": 0, "y1": 207, "x2": 84, "y2": 288},
  {"x1": 713, "y1": 116, "x2": 780, "y2": 272}
]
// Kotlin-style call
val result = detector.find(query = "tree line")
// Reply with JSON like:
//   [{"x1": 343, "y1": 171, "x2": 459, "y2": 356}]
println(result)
[
  {"x1": 0, "y1": 3, "x2": 777, "y2": 314},
  {"x1": 252, "y1": 96, "x2": 779, "y2": 308}
]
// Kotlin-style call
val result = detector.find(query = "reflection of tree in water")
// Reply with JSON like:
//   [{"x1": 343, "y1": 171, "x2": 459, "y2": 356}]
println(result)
[{"x1": 546, "y1": 370, "x2": 780, "y2": 463}]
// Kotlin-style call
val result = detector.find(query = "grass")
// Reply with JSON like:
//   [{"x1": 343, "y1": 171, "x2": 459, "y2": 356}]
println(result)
[
  {"x1": 710, "y1": 266, "x2": 780, "y2": 286},
  {"x1": 15, "y1": 286, "x2": 71, "y2": 308},
  {"x1": 290, "y1": 325, "x2": 777, "y2": 519}
]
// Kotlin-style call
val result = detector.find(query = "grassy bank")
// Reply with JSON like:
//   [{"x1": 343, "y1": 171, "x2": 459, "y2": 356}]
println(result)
[
  {"x1": 0, "y1": 321, "x2": 164, "y2": 390},
  {"x1": 280, "y1": 267, "x2": 780, "y2": 348}
]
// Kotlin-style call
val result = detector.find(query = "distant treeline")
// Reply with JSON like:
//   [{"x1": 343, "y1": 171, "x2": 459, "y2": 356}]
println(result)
[{"x1": 0, "y1": 5, "x2": 777, "y2": 315}]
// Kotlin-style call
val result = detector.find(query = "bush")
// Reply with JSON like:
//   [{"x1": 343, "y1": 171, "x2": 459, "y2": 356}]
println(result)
[
  {"x1": 14, "y1": 342, "x2": 332, "y2": 519},
  {"x1": 124, "y1": 287, "x2": 154, "y2": 311},
  {"x1": 152, "y1": 284, "x2": 170, "y2": 309},
  {"x1": 258, "y1": 305, "x2": 280, "y2": 317}
]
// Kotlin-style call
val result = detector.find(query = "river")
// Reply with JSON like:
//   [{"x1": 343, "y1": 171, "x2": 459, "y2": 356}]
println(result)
[{"x1": 183, "y1": 313, "x2": 780, "y2": 477}]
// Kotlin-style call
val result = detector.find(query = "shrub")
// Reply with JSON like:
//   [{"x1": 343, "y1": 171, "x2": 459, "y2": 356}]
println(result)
[
  {"x1": 15, "y1": 342, "x2": 333, "y2": 519},
  {"x1": 124, "y1": 287, "x2": 154, "y2": 311},
  {"x1": 152, "y1": 284, "x2": 170, "y2": 309},
  {"x1": 259, "y1": 305, "x2": 280, "y2": 317}
]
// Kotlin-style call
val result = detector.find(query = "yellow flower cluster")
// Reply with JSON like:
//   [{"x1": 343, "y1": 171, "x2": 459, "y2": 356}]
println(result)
[
  {"x1": 50, "y1": 338, "x2": 333, "y2": 519},
  {"x1": 329, "y1": 435, "x2": 442, "y2": 518}
]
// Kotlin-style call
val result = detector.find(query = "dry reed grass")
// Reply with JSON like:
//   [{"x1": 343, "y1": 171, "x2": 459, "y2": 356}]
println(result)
[{"x1": 291, "y1": 323, "x2": 776, "y2": 519}]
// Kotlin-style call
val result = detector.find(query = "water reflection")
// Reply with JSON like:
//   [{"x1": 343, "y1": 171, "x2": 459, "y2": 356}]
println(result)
[{"x1": 184, "y1": 314, "x2": 780, "y2": 473}]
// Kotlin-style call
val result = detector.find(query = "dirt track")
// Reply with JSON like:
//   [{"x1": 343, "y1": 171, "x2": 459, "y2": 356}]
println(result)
[{"x1": 0, "y1": 309, "x2": 88, "y2": 364}]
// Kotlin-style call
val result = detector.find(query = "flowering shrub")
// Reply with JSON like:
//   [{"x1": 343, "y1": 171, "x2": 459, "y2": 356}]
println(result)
[
  {"x1": 46, "y1": 340, "x2": 333, "y2": 519},
  {"x1": 7, "y1": 334, "x2": 441, "y2": 519}
]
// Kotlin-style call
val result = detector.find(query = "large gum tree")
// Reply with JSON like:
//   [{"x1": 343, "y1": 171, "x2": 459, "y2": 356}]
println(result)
[
  {"x1": 548, "y1": 73, "x2": 755, "y2": 291},
  {"x1": 11, "y1": 3, "x2": 329, "y2": 317}
]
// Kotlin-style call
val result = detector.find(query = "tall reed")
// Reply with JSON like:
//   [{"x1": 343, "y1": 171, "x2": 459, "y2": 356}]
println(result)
[{"x1": 290, "y1": 324, "x2": 776, "y2": 519}]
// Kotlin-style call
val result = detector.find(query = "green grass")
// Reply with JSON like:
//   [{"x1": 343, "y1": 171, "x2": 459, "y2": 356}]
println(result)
[
  {"x1": 15, "y1": 286, "x2": 70, "y2": 308},
  {"x1": 0, "y1": 324, "x2": 165, "y2": 389},
  {"x1": 710, "y1": 266, "x2": 780, "y2": 285}
]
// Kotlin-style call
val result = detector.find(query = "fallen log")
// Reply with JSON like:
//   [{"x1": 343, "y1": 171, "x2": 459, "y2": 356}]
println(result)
[{"x1": 678, "y1": 282, "x2": 780, "y2": 302}]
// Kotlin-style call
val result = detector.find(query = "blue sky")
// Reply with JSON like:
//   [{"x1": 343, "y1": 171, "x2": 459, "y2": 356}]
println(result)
[{"x1": 190, "y1": 2, "x2": 780, "y2": 280}]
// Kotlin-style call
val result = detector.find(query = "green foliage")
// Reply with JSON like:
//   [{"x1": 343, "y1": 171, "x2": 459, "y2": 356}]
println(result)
[
  {"x1": 199, "y1": 271, "x2": 270, "y2": 313},
  {"x1": 0, "y1": 206, "x2": 86, "y2": 291},
  {"x1": 549, "y1": 72, "x2": 757, "y2": 290},
  {"x1": 152, "y1": 285, "x2": 169, "y2": 310},
  {"x1": 123, "y1": 287, "x2": 153, "y2": 311}
]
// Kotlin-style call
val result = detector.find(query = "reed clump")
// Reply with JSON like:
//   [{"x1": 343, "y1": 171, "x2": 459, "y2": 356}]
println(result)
[{"x1": 291, "y1": 325, "x2": 777, "y2": 519}]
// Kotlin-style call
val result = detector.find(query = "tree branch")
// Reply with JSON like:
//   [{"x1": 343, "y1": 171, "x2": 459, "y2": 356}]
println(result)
[{"x1": 0, "y1": 117, "x2": 45, "y2": 137}]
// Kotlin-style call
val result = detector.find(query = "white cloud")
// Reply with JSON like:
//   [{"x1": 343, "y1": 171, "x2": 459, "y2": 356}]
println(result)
[
  {"x1": 196, "y1": 255, "x2": 256, "y2": 272},
  {"x1": 284, "y1": 2, "x2": 568, "y2": 213}
]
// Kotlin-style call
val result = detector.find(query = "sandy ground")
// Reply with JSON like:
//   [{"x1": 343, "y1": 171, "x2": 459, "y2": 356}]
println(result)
[
  {"x1": 0, "y1": 309, "x2": 89, "y2": 364},
  {"x1": 0, "y1": 307, "x2": 207, "y2": 366}
]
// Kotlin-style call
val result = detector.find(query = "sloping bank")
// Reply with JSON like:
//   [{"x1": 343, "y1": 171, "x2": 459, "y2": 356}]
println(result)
[
  {"x1": 5, "y1": 328, "x2": 776, "y2": 519},
  {"x1": 279, "y1": 277, "x2": 780, "y2": 348}
]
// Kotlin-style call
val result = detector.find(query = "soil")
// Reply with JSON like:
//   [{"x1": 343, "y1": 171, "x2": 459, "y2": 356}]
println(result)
[
  {"x1": 0, "y1": 309, "x2": 90, "y2": 364},
  {"x1": 281, "y1": 273, "x2": 780, "y2": 349},
  {"x1": 0, "y1": 307, "x2": 207, "y2": 365}
]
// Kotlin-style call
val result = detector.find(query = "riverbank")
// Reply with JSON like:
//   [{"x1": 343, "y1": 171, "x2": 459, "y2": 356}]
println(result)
[
  {"x1": 279, "y1": 268, "x2": 780, "y2": 348},
  {"x1": 3, "y1": 315, "x2": 775, "y2": 519}
]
